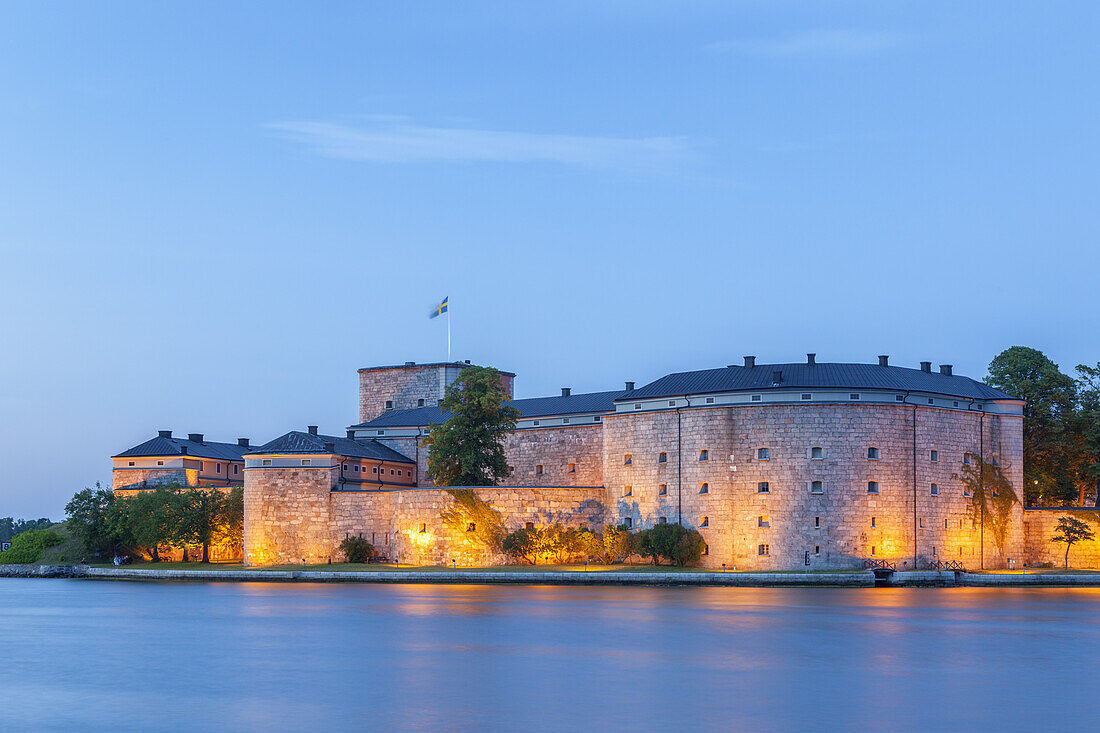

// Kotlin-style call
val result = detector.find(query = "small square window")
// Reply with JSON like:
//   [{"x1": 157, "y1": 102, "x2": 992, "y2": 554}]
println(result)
[
  {"x1": 157, "y1": 460, "x2": 164, "y2": 466},
  {"x1": 810, "y1": 481, "x2": 823, "y2": 494},
  {"x1": 354, "y1": 465, "x2": 360, "y2": 472},
  {"x1": 623, "y1": 485, "x2": 632, "y2": 497},
  {"x1": 953, "y1": 401, "x2": 959, "y2": 408},
  {"x1": 535, "y1": 465, "x2": 543, "y2": 475},
  {"x1": 624, "y1": 454, "x2": 632, "y2": 466},
  {"x1": 705, "y1": 397, "x2": 715, "y2": 404},
  {"x1": 418, "y1": 398, "x2": 425, "y2": 407},
  {"x1": 850, "y1": 393, "x2": 860, "y2": 400},
  {"x1": 700, "y1": 516, "x2": 709, "y2": 528},
  {"x1": 594, "y1": 416, "x2": 602, "y2": 422},
  {"x1": 871, "y1": 546, "x2": 877, "y2": 556},
  {"x1": 703, "y1": 544, "x2": 709, "y2": 556},
  {"x1": 931, "y1": 483, "x2": 939, "y2": 496},
  {"x1": 867, "y1": 447, "x2": 879, "y2": 460},
  {"x1": 233, "y1": 465, "x2": 238, "y2": 474},
  {"x1": 568, "y1": 463, "x2": 576, "y2": 474},
  {"x1": 466, "y1": 522, "x2": 476, "y2": 532},
  {"x1": 895, "y1": 395, "x2": 904, "y2": 402},
  {"x1": 658, "y1": 452, "x2": 667, "y2": 464},
  {"x1": 801, "y1": 393, "x2": 812, "y2": 400},
  {"x1": 390, "y1": 469, "x2": 395, "y2": 475},
  {"x1": 758, "y1": 448, "x2": 770, "y2": 460},
  {"x1": 758, "y1": 544, "x2": 770, "y2": 556},
  {"x1": 931, "y1": 450, "x2": 939, "y2": 462},
  {"x1": 658, "y1": 484, "x2": 667, "y2": 496},
  {"x1": 626, "y1": 517, "x2": 633, "y2": 529},
  {"x1": 964, "y1": 487, "x2": 972, "y2": 497},
  {"x1": 533, "y1": 420, "x2": 540, "y2": 426},
  {"x1": 751, "y1": 395, "x2": 762, "y2": 402},
  {"x1": 758, "y1": 515, "x2": 770, "y2": 527},
  {"x1": 128, "y1": 461, "x2": 135, "y2": 466},
  {"x1": 669, "y1": 400, "x2": 676, "y2": 407},
  {"x1": 963, "y1": 453, "x2": 971, "y2": 465},
  {"x1": 928, "y1": 398, "x2": 934, "y2": 405},
  {"x1": 377, "y1": 430, "x2": 385, "y2": 436},
  {"x1": 811, "y1": 447, "x2": 823, "y2": 460},
  {"x1": 301, "y1": 459, "x2": 310, "y2": 466},
  {"x1": 418, "y1": 523, "x2": 427, "y2": 533},
  {"x1": 659, "y1": 516, "x2": 667, "y2": 524},
  {"x1": 372, "y1": 467, "x2": 377, "y2": 473},
  {"x1": 699, "y1": 483, "x2": 709, "y2": 495},
  {"x1": 385, "y1": 400, "x2": 393, "y2": 410},
  {"x1": 262, "y1": 459, "x2": 271, "y2": 466},
  {"x1": 634, "y1": 403, "x2": 641, "y2": 410},
  {"x1": 699, "y1": 449, "x2": 709, "y2": 462},
  {"x1": 867, "y1": 481, "x2": 879, "y2": 494},
  {"x1": 757, "y1": 481, "x2": 770, "y2": 494},
  {"x1": 342, "y1": 463, "x2": 348, "y2": 470}
]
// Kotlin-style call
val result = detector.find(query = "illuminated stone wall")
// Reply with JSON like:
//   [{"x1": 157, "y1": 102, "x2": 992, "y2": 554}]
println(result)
[
  {"x1": 603, "y1": 404, "x2": 1025, "y2": 570},
  {"x1": 244, "y1": 467, "x2": 338, "y2": 565},
  {"x1": 112, "y1": 467, "x2": 193, "y2": 491},
  {"x1": 1024, "y1": 509, "x2": 1100, "y2": 568}
]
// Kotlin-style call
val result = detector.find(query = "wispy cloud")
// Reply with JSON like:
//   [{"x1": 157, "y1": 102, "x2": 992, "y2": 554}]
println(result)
[
  {"x1": 706, "y1": 30, "x2": 905, "y2": 58},
  {"x1": 266, "y1": 115, "x2": 691, "y2": 171}
]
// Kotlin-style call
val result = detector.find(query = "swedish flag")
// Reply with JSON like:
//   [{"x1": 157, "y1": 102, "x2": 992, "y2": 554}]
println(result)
[{"x1": 429, "y1": 296, "x2": 449, "y2": 319}]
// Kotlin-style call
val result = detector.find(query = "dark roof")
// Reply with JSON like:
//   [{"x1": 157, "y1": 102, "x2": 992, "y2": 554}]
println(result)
[
  {"x1": 353, "y1": 390, "x2": 629, "y2": 429},
  {"x1": 249, "y1": 431, "x2": 415, "y2": 463},
  {"x1": 113, "y1": 436, "x2": 250, "y2": 461},
  {"x1": 358, "y1": 361, "x2": 515, "y2": 376},
  {"x1": 622, "y1": 363, "x2": 1015, "y2": 401}
]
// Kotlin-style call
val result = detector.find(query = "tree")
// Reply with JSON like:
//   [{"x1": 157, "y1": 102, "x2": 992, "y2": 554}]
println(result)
[
  {"x1": 439, "y1": 489, "x2": 507, "y2": 549},
  {"x1": 1051, "y1": 516, "x2": 1095, "y2": 569},
  {"x1": 65, "y1": 483, "x2": 120, "y2": 558},
  {"x1": 125, "y1": 487, "x2": 186, "y2": 561},
  {"x1": 636, "y1": 523, "x2": 706, "y2": 566},
  {"x1": 956, "y1": 455, "x2": 1020, "y2": 565},
  {"x1": 986, "y1": 347, "x2": 1079, "y2": 505},
  {"x1": 502, "y1": 527, "x2": 539, "y2": 565},
  {"x1": 339, "y1": 535, "x2": 374, "y2": 563},
  {"x1": 178, "y1": 487, "x2": 244, "y2": 563},
  {"x1": 423, "y1": 366, "x2": 520, "y2": 486},
  {"x1": 1076, "y1": 363, "x2": 1100, "y2": 506},
  {"x1": 0, "y1": 517, "x2": 53, "y2": 542},
  {"x1": 670, "y1": 529, "x2": 708, "y2": 567},
  {"x1": 584, "y1": 525, "x2": 635, "y2": 564}
]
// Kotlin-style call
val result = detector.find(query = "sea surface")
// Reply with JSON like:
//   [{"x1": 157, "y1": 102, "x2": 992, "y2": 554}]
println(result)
[{"x1": 0, "y1": 580, "x2": 1097, "y2": 731}]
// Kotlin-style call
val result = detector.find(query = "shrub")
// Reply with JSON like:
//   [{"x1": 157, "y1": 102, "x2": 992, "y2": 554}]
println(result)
[
  {"x1": 670, "y1": 528, "x2": 707, "y2": 567},
  {"x1": 635, "y1": 523, "x2": 706, "y2": 566},
  {"x1": 502, "y1": 527, "x2": 538, "y2": 565},
  {"x1": 0, "y1": 529, "x2": 64, "y2": 564},
  {"x1": 501, "y1": 524, "x2": 588, "y2": 565},
  {"x1": 339, "y1": 535, "x2": 374, "y2": 563},
  {"x1": 598, "y1": 525, "x2": 635, "y2": 564}
]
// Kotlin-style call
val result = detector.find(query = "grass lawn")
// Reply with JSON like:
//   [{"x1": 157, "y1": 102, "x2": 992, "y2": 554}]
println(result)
[{"x1": 87, "y1": 561, "x2": 862, "y2": 574}]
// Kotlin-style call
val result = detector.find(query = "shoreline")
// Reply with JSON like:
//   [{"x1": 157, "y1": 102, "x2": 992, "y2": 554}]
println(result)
[{"x1": 3, "y1": 565, "x2": 1100, "y2": 587}]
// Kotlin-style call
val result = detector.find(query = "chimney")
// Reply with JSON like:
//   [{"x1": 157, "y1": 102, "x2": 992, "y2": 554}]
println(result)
[
  {"x1": 561, "y1": 387, "x2": 571, "y2": 397},
  {"x1": 807, "y1": 353, "x2": 816, "y2": 366},
  {"x1": 237, "y1": 438, "x2": 250, "y2": 447},
  {"x1": 346, "y1": 429, "x2": 356, "y2": 439},
  {"x1": 772, "y1": 370, "x2": 783, "y2": 385},
  {"x1": 307, "y1": 425, "x2": 318, "y2": 435},
  {"x1": 158, "y1": 430, "x2": 172, "y2": 438},
  {"x1": 939, "y1": 364, "x2": 953, "y2": 376},
  {"x1": 878, "y1": 355, "x2": 889, "y2": 367},
  {"x1": 625, "y1": 381, "x2": 635, "y2": 391},
  {"x1": 188, "y1": 433, "x2": 203, "y2": 443},
  {"x1": 920, "y1": 362, "x2": 932, "y2": 373},
  {"x1": 744, "y1": 356, "x2": 756, "y2": 368}
]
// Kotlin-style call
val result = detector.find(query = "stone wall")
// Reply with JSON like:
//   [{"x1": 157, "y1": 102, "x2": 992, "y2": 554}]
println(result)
[
  {"x1": 358, "y1": 364, "x2": 465, "y2": 423},
  {"x1": 244, "y1": 462, "x2": 607, "y2": 565},
  {"x1": 603, "y1": 403, "x2": 1024, "y2": 570},
  {"x1": 112, "y1": 467, "x2": 194, "y2": 491},
  {"x1": 1024, "y1": 509, "x2": 1100, "y2": 568}
]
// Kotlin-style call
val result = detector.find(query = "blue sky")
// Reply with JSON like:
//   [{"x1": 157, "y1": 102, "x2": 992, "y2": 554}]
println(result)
[{"x1": 1, "y1": 2, "x2": 1097, "y2": 517}]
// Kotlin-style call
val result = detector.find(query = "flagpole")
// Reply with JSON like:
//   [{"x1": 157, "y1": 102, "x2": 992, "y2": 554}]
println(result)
[{"x1": 447, "y1": 305, "x2": 452, "y2": 362}]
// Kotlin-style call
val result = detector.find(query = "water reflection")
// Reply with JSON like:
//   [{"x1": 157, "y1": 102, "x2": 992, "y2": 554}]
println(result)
[{"x1": 1, "y1": 580, "x2": 1099, "y2": 731}]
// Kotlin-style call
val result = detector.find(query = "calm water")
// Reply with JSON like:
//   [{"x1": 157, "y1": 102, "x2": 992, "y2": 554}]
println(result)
[{"x1": 1, "y1": 580, "x2": 1097, "y2": 731}]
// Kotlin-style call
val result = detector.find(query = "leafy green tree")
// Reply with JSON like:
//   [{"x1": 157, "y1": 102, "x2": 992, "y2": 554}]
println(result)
[
  {"x1": 339, "y1": 535, "x2": 375, "y2": 563},
  {"x1": 1076, "y1": 363, "x2": 1100, "y2": 506},
  {"x1": 986, "y1": 347, "x2": 1079, "y2": 505},
  {"x1": 594, "y1": 524, "x2": 635, "y2": 564},
  {"x1": 502, "y1": 527, "x2": 539, "y2": 565},
  {"x1": 0, "y1": 529, "x2": 64, "y2": 564},
  {"x1": 423, "y1": 366, "x2": 520, "y2": 486},
  {"x1": 177, "y1": 487, "x2": 244, "y2": 563},
  {"x1": 1051, "y1": 516, "x2": 1095, "y2": 568},
  {"x1": 126, "y1": 487, "x2": 186, "y2": 561},
  {"x1": 0, "y1": 517, "x2": 53, "y2": 542},
  {"x1": 636, "y1": 523, "x2": 705, "y2": 566},
  {"x1": 65, "y1": 483, "x2": 120, "y2": 558},
  {"x1": 670, "y1": 528, "x2": 708, "y2": 567}
]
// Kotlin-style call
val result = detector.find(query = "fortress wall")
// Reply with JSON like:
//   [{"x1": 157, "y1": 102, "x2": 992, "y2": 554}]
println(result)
[
  {"x1": 604, "y1": 404, "x2": 1024, "y2": 570},
  {"x1": 112, "y1": 467, "x2": 194, "y2": 491},
  {"x1": 244, "y1": 467, "x2": 337, "y2": 565},
  {"x1": 502, "y1": 425, "x2": 604, "y2": 487},
  {"x1": 358, "y1": 365, "x2": 458, "y2": 423},
  {"x1": 1024, "y1": 509, "x2": 1100, "y2": 568}
]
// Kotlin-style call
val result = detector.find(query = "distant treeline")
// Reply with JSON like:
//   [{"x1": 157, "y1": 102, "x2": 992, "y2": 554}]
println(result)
[{"x1": 0, "y1": 517, "x2": 54, "y2": 542}]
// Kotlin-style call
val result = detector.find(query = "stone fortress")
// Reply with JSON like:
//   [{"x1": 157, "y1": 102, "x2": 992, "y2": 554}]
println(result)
[{"x1": 110, "y1": 354, "x2": 1095, "y2": 570}]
